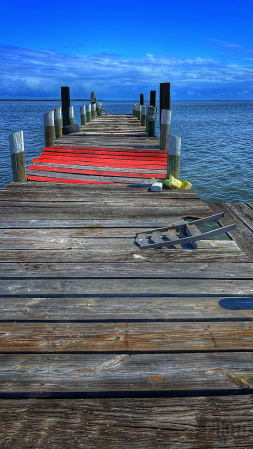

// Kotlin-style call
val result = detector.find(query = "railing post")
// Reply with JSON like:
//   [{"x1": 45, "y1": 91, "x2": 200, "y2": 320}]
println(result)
[
  {"x1": 69, "y1": 106, "x2": 74, "y2": 125},
  {"x1": 80, "y1": 105, "x2": 86, "y2": 125},
  {"x1": 160, "y1": 82, "x2": 171, "y2": 126},
  {"x1": 44, "y1": 111, "x2": 55, "y2": 147},
  {"x1": 61, "y1": 86, "x2": 70, "y2": 127},
  {"x1": 141, "y1": 105, "x2": 146, "y2": 126},
  {"x1": 9, "y1": 131, "x2": 27, "y2": 182},
  {"x1": 167, "y1": 135, "x2": 181, "y2": 179},
  {"x1": 86, "y1": 104, "x2": 91, "y2": 122},
  {"x1": 160, "y1": 109, "x2": 172, "y2": 150},
  {"x1": 147, "y1": 106, "x2": 156, "y2": 137},
  {"x1": 54, "y1": 107, "x2": 62, "y2": 138}
]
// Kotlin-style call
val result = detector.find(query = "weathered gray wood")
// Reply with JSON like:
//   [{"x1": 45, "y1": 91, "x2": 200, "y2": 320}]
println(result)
[
  {"x1": 226, "y1": 202, "x2": 253, "y2": 232},
  {"x1": 0, "y1": 322, "x2": 253, "y2": 352},
  {"x1": 209, "y1": 203, "x2": 253, "y2": 262},
  {"x1": 0, "y1": 277, "x2": 251, "y2": 296},
  {"x1": 0, "y1": 294, "x2": 253, "y2": 320},
  {"x1": 8, "y1": 131, "x2": 27, "y2": 183},
  {"x1": 30, "y1": 162, "x2": 166, "y2": 175},
  {"x1": 0, "y1": 248, "x2": 248, "y2": 263},
  {"x1": 0, "y1": 396, "x2": 252, "y2": 448},
  {"x1": 44, "y1": 111, "x2": 55, "y2": 147}
]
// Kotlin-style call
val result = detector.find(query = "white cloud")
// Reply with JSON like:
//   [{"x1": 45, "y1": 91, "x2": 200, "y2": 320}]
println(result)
[{"x1": 187, "y1": 91, "x2": 195, "y2": 95}]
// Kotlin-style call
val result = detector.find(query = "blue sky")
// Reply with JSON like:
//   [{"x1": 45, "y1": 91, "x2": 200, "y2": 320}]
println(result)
[{"x1": 0, "y1": 0, "x2": 253, "y2": 99}]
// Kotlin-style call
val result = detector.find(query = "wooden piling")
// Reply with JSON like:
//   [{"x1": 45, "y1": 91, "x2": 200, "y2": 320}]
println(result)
[
  {"x1": 91, "y1": 92, "x2": 96, "y2": 104},
  {"x1": 80, "y1": 105, "x2": 86, "y2": 125},
  {"x1": 69, "y1": 106, "x2": 74, "y2": 125},
  {"x1": 160, "y1": 82, "x2": 171, "y2": 126},
  {"x1": 160, "y1": 109, "x2": 172, "y2": 150},
  {"x1": 97, "y1": 102, "x2": 102, "y2": 116},
  {"x1": 167, "y1": 135, "x2": 181, "y2": 179},
  {"x1": 54, "y1": 107, "x2": 62, "y2": 138},
  {"x1": 150, "y1": 90, "x2": 156, "y2": 107},
  {"x1": 44, "y1": 111, "x2": 55, "y2": 147},
  {"x1": 141, "y1": 105, "x2": 146, "y2": 126},
  {"x1": 140, "y1": 94, "x2": 144, "y2": 105},
  {"x1": 61, "y1": 86, "x2": 70, "y2": 127},
  {"x1": 8, "y1": 131, "x2": 27, "y2": 182},
  {"x1": 133, "y1": 103, "x2": 136, "y2": 116},
  {"x1": 86, "y1": 104, "x2": 91, "y2": 122},
  {"x1": 91, "y1": 103, "x2": 96, "y2": 118},
  {"x1": 136, "y1": 104, "x2": 141, "y2": 120},
  {"x1": 147, "y1": 106, "x2": 156, "y2": 137}
]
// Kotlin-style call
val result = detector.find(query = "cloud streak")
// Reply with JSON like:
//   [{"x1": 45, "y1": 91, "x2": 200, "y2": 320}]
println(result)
[{"x1": 0, "y1": 45, "x2": 252, "y2": 99}]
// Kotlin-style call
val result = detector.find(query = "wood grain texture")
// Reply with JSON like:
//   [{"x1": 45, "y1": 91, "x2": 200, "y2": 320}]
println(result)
[{"x1": 0, "y1": 396, "x2": 253, "y2": 448}]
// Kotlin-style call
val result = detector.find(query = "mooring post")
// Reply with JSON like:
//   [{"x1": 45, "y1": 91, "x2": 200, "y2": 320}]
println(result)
[
  {"x1": 9, "y1": 131, "x2": 27, "y2": 182},
  {"x1": 80, "y1": 105, "x2": 86, "y2": 125},
  {"x1": 133, "y1": 103, "x2": 136, "y2": 116},
  {"x1": 86, "y1": 104, "x2": 91, "y2": 122},
  {"x1": 160, "y1": 82, "x2": 171, "y2": 126},
  {"x1": 147, "y1": 106, "x2": 156, "y2": 137},
  {"x1": 136, "y1": 104, "x2": 141, "y2": 120},
  {"x1": 150, "y1": 90, "x2": 156, "y2": 107},
  {"x1": 44, "y1": 111, "x2": 55, "y2": 147},
  {"x1": 91, "y1": 103, "x2": 96, "y2": 118},
  {"x1": 54, "y1": 107, "x2": 62, "y2": 138},
  {"x1": 140, "y1": 94, "x2": 144, "y2": 105},
  {"x1": 69, "y1": 106, "x2": 74, "y2": 125},
  {"x1": 160, "y1": 109, "x2": 172, "y2": 150},
  {"x1": 167, "y1": 135, "x2": 181, "y2": 179},
  {"x1": 141, "y1": 105, "x2": 146, "y2": 126},
  {"x1": 61, "y1": 86, "x2": 70, "y2": 127},
  {"x1": 97, "y1": 102, "x2": 102, "y2": 116}
]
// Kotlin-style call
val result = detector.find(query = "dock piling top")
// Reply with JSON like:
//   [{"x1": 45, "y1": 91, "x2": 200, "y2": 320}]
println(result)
[
  {"x1": 44, "y1": 111, "x2": 55, "y2": 148},
  {"x1": 150, "y1": 90, "x2": 156, "y2": 107},
  {"x1": 159, "y1": 82, "x2": 171, "y2": 125},
  {"x1": 54, "y1": 107, "x2": 62, "y2": 138},
  {"x1": 9, "y1": 130, "x2": 27, "y2": 182},
  {"x1": 61, "y1": 86, "x2": 70, "y2": 127}
]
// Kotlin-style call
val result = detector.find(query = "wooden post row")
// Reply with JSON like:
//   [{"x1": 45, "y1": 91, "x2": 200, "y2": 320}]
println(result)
[
  {"x1": 160, "y1": 109, "x2": 172, "y2": 150},
  {"x1": 147, "y1": 106, "x2": 156, "y2": 137},
  {"x1": 167, "y1": 135, "x2": 181, "y2": 179},
  {"x1": 160, "y1": 82, "x2": 171, "y2": 126},
  {"x1": 61, "y1": 86, "x2": 70, "y2": 127},
  {"x1": 69, "y1": 106, "x2": 74, "y2": 125},
  {"x1": 141, "y1": 105, "x2": 146, "y2": 126},
  {"x1": 44, "y1": 111, "x2": 55, "y2": 147},
  {"x1": 9, "y1": 131, "x2": 27, "y2": 182},
  {"x1": 54, "y1": 107, "x2": 62, "y2": 138},
  {"x1": 80, "y1": 105, "x2": 86, "y2": 125},
  {"x1": 86, "y1": 104, "x2": 91, "y2": 122}
]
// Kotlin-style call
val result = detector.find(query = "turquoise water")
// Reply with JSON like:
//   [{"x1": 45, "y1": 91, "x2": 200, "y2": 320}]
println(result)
[{"x1": 0, "y1": 100, "x2": 252, "y2": 202}]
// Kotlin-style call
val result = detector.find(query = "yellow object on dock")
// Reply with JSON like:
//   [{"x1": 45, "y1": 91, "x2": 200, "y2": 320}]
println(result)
[{"x1": 163, "y1": 174, "x2": 192, "y2": 189}]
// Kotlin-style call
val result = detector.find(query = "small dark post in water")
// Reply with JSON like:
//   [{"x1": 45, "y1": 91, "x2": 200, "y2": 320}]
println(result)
[
  {"x1": 160, "y1": 82, "x2": 171, "y2": 126},
  {"x1": 167, "y1": 135, "x2": 181, "y2": 179},
  {"x1": 69, "y1": 106, "x2": 74, "y2": 125},
  {"x1": 54, "y1": 107, "x2": 62, "y2": 138},
  {"x1": 150, "y1": 90, "x2": 156, "y2": 107},
  {"x1": 147, "y1": 106, "x2": 156, "y2": 137},
  {"x1": 80, "y1": 105, "x2": 86, "y2": 125},
  {"x1": 9, "y1": 131, "x2": 27, "y2": 182},
  {"x1": 61, "y1": 86, "x2": 70, "y2": 127},
  {"x1": 44, "y1": 111, "x2": 55, "y2": 147},
  {"x1": 140, "y1": 94, "x2": 144, "y2": 105}
]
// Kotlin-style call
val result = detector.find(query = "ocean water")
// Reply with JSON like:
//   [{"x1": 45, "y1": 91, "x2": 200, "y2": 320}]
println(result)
[{"x1": 0, "y1": 100, "x2": 252, "y2": 203}]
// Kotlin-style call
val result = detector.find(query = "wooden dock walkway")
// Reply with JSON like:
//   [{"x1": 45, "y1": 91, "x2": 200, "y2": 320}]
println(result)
[{"x1": 1, "y1": 110, "x2": 253, "y2": 447}]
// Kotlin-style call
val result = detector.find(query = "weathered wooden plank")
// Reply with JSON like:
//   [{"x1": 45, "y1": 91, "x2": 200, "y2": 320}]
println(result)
[
  {"x1": 0, "y1": 248, "x2": 248, "y2": 263},
  {"x1": 1, "y1": 262, "x2": 251, "y2": 279},
  {"x1": 30, "y1": 162, "x2": 166, "y2": 175},
  {"x1": 0, "y1": 322, "x2": 253, "y2": 352},
  {"x1": 0, "y1": 294, "x2": 253, "y2": 320},
  {"x1": 209, "y1": 203, "x2": 253, "y2": 261},
  {"x1": 226, "y1": 202, "x2": 253, "y2": 232},
  {"x1": 0, "y1": 198, "x2": 204, "y2": 207},
  {"x1": 0, "y1": 278, "x2": 252, "y2": 296},
  {"x1": 0, "y1": 396, "x2": 252, "y2": 448}
]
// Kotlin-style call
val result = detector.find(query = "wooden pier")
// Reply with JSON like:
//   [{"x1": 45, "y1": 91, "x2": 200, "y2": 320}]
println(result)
[{"x1": 1, "y1": 106, "x2": 253, "y2": 447}]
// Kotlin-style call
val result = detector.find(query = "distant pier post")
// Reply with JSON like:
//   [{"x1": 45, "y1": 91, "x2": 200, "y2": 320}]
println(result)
[
  {"x1": 54, "y1": 107, "x2": 62, "y2": 138},
  {"x1": 87, "y1": 104, "x2": 91, "y2": 122},
  {"x1": 97, "y1": 102, "x2": 102, "y2": 116},
  {"x1": 80, "y1": 105, "x2": 86, "y2": 125},
  {"x1": 69, "y1": 106, "x2": 74, "y2": 125},
  {"x1": 150, "y1": 90, "x2": 156, "y2": 107},
  {"x1": 61, "y1": 86, "x2": 70, "y2": 127},
  {"x1": 160, "y1": 109, "x2": 172, "y2": 150},
  {"x1": 44, "y1": 111, "x2": 55, "y2": 147},
  {"x1": 167, "y1": 135, "x2": 181, "y2": 179},
  {"x1": 9, "y1": 131, "x2": 27, "y2": 182},
  {"x1": 141, "y1": 105, "x2": 146, "y2": 126},
  {"x1": 160, "y1": 82, "x2": 171, "y2": 126},
  {"x1": 147, "y1": 106, "x2": 156, "y2": 137},
  {"x1": 140, "y1": 94, "x2": 144, "y2": 105},
  {"x1": 91, "y1": 92, "x2": 96, "y2": 118}
]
